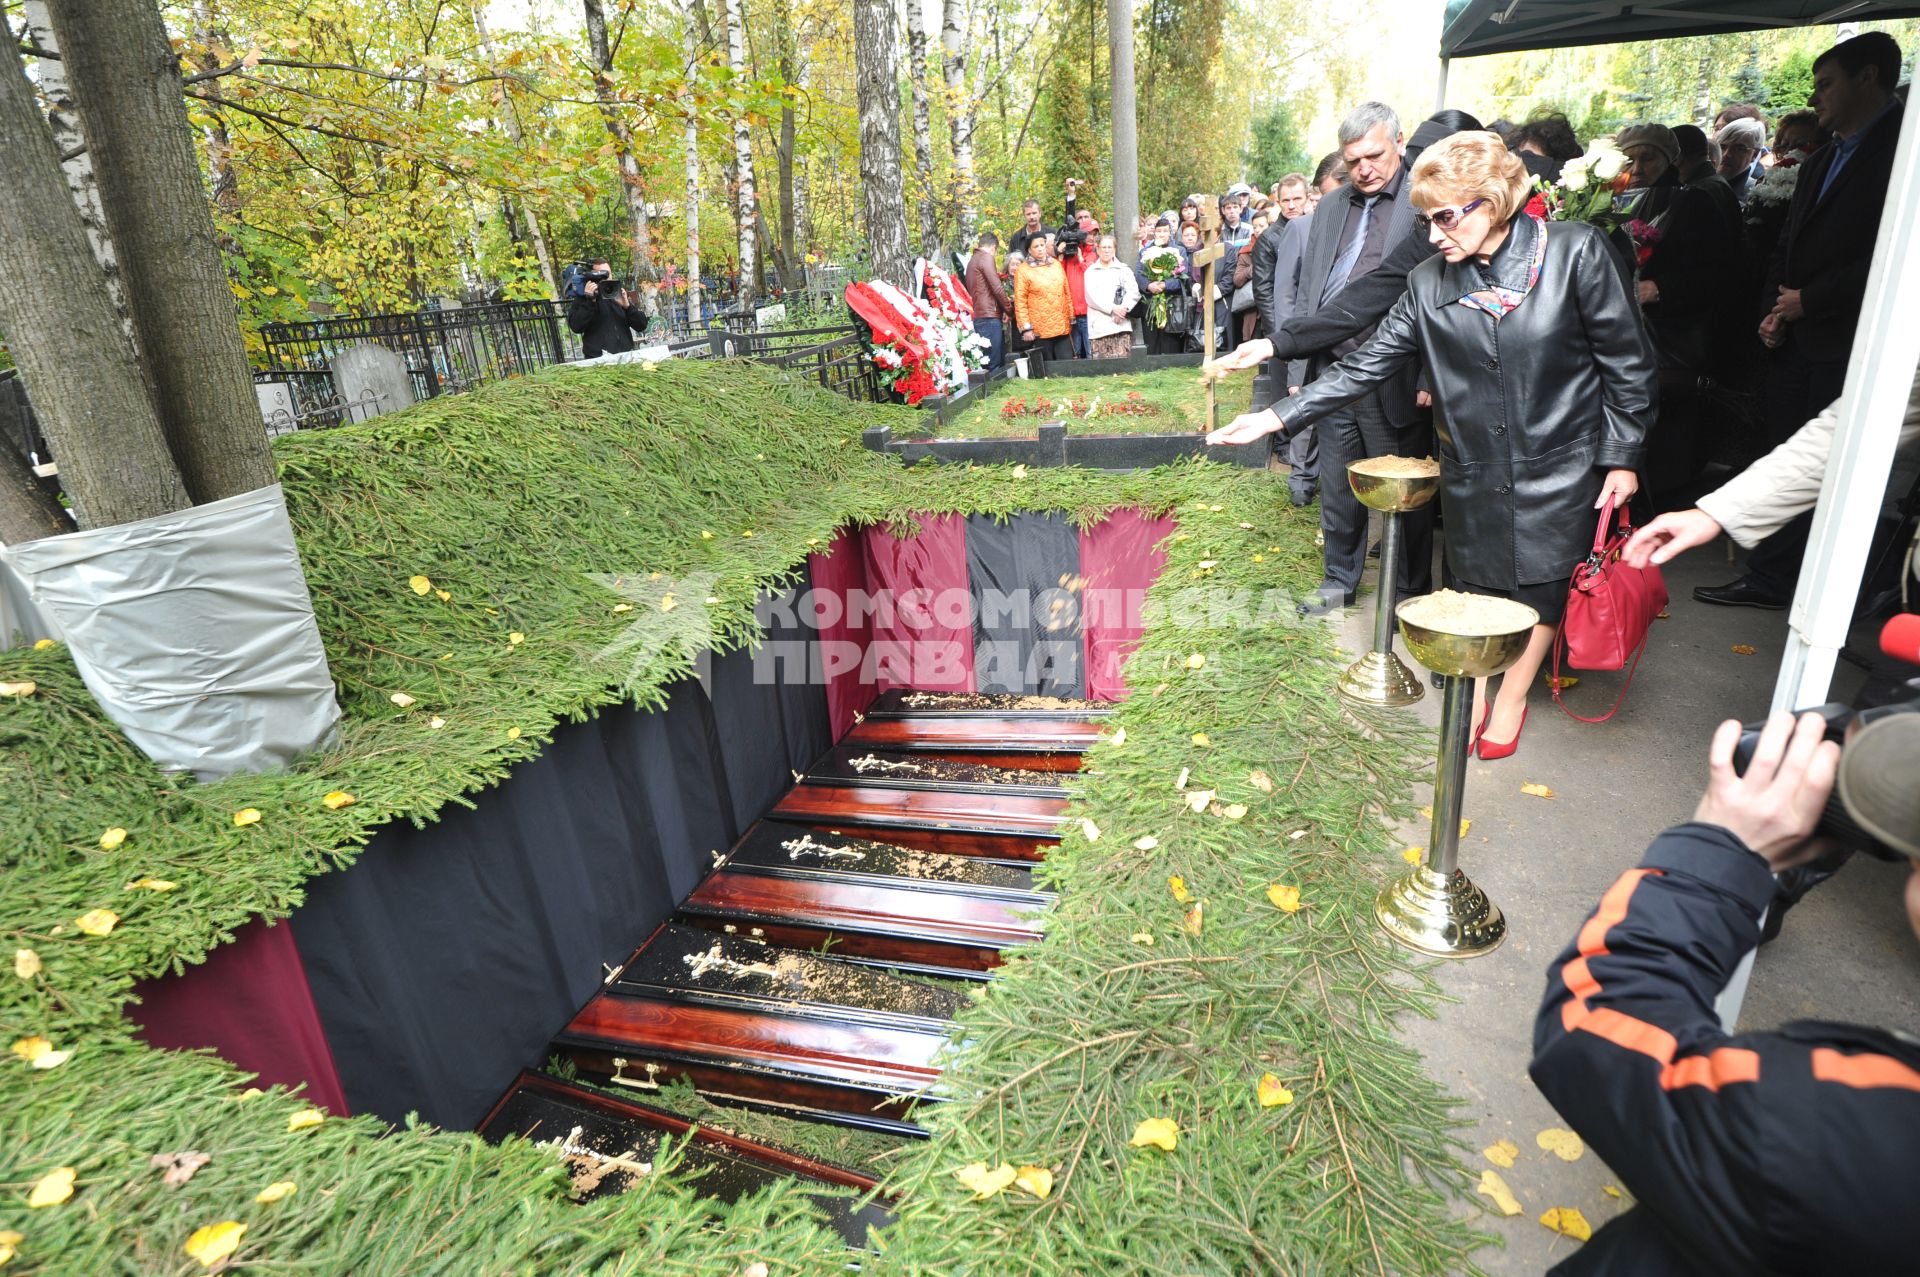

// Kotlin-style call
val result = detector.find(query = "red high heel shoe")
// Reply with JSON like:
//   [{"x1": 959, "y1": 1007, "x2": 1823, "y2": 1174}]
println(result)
[
  {"x1": 1471, "y1": 700, "x2": 1492, "y2": 750},
  {"x1": 1476, "y1": 706, "x2": 1528, "y2": 761}
]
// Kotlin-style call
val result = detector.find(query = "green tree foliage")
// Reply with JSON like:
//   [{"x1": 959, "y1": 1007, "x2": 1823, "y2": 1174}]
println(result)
[
  {"x1": 1136, "y1": 0, "x2": 1231, "y2": 211},
  {"x1": 1766, "y1": 49, "x2": 1817, "y2": 116},
  {"x1": 1243, "y1": 101, "x2": 1311, "y2": 186}
]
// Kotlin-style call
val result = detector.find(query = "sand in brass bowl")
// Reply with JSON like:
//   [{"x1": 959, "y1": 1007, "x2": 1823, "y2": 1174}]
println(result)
[
  {"x1": 1396, "y1": 589, "x2": 1540, "y2": 678},
  {"x1": 1348, "y1": 455, "x2": 1441, "y2": 479},
  {"x1": 1348, "y1": 454, "x2": 1442, "y2": 512}
]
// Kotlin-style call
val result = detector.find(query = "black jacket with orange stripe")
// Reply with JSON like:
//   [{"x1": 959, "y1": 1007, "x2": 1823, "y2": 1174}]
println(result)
[{"x1": 1531, "y1": 822, "x2": 1920, "y2": 1276}]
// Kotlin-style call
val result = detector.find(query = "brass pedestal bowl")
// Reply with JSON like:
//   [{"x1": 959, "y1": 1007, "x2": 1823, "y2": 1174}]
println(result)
[{"x1": 1337, "y1": 457, "x2": 1441, "y2": 707}]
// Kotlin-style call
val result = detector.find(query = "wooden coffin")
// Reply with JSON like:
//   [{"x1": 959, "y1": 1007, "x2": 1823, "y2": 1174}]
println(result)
[
  {"x1": 843, "y1": 690, "x2": 1107, "y2": 770},
  {"x1": 773, "y1": 750, "x2": 1070, "y2": 860},
  {"x1": 680, "y1": 820, "x2": 1052, "y2": 978},
  {"x1": 556, "y1": 925, "x2": 960, "y2": 1136},
  {"x1": 477, "y1": 1070, "x2": 893, "y2": 1247}
]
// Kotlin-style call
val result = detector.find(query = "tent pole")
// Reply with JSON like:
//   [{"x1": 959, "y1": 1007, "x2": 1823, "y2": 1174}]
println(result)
[
  {"x1": 1713, "y1": 100, "x2": 1920, "y2": 1033},
  {"x1": 1435, "y1": 56, "x2": 1451, "y2": 111}
]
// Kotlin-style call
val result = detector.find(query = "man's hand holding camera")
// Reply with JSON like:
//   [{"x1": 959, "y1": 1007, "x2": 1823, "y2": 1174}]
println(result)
[{"x1": 1696, "y1": 710, "x2": 1841, "y2": 869}]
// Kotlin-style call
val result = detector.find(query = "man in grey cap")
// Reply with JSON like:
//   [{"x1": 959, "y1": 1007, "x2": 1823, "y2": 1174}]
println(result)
[{"x1": 1716, "y1": 117, "x2": 1768, "y2": 203}]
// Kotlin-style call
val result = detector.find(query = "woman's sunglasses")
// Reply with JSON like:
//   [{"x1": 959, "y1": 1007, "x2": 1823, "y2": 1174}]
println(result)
[{"x1": 1415, "y1": 198, "x2": 1489, "y2": 232}]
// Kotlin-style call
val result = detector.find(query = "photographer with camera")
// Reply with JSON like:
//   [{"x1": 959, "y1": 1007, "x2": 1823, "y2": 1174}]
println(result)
[
  {"x1": 566, "y1": 259, "x2": 649, "y2": 359},
  {"x1": 1530, "y1": 705, "x2": 1920, "y2": 1274}
]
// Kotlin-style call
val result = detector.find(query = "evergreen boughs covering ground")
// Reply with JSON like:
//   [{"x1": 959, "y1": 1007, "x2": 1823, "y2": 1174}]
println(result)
[
  {"x1": 0, "y1": 360, "x2": 1486, "y2": 1274},
  {"x1": 921, "y1": 366, "x2": 1254, "y2": 439}
]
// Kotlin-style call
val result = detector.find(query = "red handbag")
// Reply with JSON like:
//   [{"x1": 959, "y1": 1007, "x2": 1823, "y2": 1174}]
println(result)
[{"x1": 1551, "y1": 498, "x2": 1669, "y2": 723}]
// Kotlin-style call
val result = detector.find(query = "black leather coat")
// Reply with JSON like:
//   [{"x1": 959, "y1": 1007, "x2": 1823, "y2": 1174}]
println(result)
[{"x1": 1279, "y1": 215, "x2": 1655, "y2": 588}]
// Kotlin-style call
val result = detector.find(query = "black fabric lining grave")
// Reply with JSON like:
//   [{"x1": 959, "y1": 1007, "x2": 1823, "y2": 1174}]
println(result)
[
  {"x1": 291, "y1": 606, "x2": 832, "y2": 1129},
  {"x1": 965, "y1": 512, "x2": 1086, "y2": 697}
]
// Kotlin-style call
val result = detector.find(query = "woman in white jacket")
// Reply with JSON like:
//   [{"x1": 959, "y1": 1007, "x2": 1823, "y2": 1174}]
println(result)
[{"x1": 1082, "y1": 235, "x2": 1141, "y2": 359}]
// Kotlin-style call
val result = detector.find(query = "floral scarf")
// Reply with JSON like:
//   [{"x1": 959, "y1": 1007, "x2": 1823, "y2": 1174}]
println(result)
[{"x1": 1456, "y1": 213, "x2": 1547, "y2": 321}]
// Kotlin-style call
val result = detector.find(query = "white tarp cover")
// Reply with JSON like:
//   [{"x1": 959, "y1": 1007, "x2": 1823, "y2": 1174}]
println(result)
[{"x1": 1, "y1": 484, "x2": 341, "y2": 779}]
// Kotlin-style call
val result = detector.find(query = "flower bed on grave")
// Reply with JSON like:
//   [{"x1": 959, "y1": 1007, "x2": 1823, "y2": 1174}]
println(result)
[
  {"x1": 0, "y1": 359, "x2": 1486, "y2": 1276},
  {"x1": 924, "y1": 366, "x2": 1255, "y2": 440}
]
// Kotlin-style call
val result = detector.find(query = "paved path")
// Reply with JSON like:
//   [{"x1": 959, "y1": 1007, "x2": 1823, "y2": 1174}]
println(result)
[{"x1": 1330, "y1": 537, "x2": 1920, "y2": 1275}]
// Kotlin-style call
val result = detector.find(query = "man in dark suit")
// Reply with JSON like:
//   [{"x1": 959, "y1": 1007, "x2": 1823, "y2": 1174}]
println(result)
[
  {"x1": 1273, "y1": 102, "x2": 1433, "y2": 615},
  {"x1": 1696, "y1": 31, "x2": 1905, "y2": 610}
]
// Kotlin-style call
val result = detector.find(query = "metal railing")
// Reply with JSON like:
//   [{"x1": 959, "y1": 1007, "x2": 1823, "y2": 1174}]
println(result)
[{"x1": 260, "y1": 301, "x2": 572, "y2": 397}]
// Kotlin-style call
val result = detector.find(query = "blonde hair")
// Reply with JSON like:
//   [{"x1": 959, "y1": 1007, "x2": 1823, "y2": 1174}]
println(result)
[{"x1": 1409, "y1": 131, "x2": 1531, "y2": 223}]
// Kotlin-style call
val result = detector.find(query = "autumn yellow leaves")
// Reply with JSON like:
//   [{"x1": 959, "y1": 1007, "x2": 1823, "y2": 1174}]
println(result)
[{"x1": 1473, "y1": 1126, "x2": 1615, "y2": 1247}]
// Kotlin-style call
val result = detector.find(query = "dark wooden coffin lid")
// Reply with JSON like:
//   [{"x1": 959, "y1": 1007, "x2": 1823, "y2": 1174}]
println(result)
[
  {"x1": 476, "y1": 1070, "x2": 893, "y2": 1247},
  {"x1": 863, "y1": 688, "x2": 1113, "y2": 720},
  {"x1": 804, "y1": 746, "x2": 1072, "y2": 798},
  {"x1": 721, "y1": 820, "x2": 1051, "y2": 900}
]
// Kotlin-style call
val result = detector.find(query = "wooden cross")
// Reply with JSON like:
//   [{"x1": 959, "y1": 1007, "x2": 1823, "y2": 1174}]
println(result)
[{"x1": 1188, "y1": 241, "x2": 1227, "y2": 431}]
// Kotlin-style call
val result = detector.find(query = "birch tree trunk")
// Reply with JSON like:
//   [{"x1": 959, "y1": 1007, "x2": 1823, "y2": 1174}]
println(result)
[
  {"x1": 0, "y1": 25, "x2": 188, "y2": 534},
  {"x1": 724, "y1": 0, "x2": 759, "y2": 308},
  {"x1": 793, "y1": 53, "x2": 814, "y2": 255},
  {"x1": 772, "y1": 0, "x2": 799, "y2": 273},
  {"x1": 584, "y1": 0, "x2": 657, "y2": 300},
  {"x1": 48, "y1": 0, "x2": 275, "y2": 507},
  {"x1": 19, "y1": 2, "x2": 127, "y2": 322},
  {"x1": 940, "y1": 0, "x2": 978, "y2": 245},
  {"x1": 475, "y1": 4, "x2": 558, "y2": 297},
  {"x1": 905, "y1": 0, "x2": 939, "y2": 258},
  {"x1": 681, "y1": 0, "x2": 703, "y2": 329},
  {"x1": 853, "y1": 0, "x2": 912, "y2": 288},
  {"x1": 1106, "y1": 0, "x2": 1139, "y2": 266}
]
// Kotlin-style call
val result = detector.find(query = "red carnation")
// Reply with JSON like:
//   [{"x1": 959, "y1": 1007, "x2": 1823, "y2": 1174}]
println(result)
[{"x1": 1524, "y1": 193, "x2": 1548, "y2": 220}]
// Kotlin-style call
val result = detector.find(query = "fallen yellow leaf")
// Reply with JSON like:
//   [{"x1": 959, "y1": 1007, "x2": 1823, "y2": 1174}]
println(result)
[
  {"x1": 434, "y1": 589, "x2": 451, "y2": 602},
  {"x1": 1010, "y1": 464, "x2": 1028, "y2": 479},
  {"x1": 1168, "y1": 875, "x2": 1191, "y2": 904},
  {"x1": 0, "y1": 681, "x2": 37, "y2": 697},
  {"x1": 408, "y1": 575, "x2": 432, "y2": 595},
  {"x1": 1079, "y1": 818, "x2": 1102, "y2": 843},
  {"x1": 1257, "y1": 1073, "x2": 1294, "y2": 1108},
  {"x1": 506, "y1": 727, "x2": 522, "y2": 740},
  {"x1": 33, "y1": 637, "x2": 55, "y2": 649},
  {"x1": 1013, "y1": 1165, "x2": 1052, "y2": 1199},
  {"x1": 125, "y1": 878, "x2": 177, "y2": 892},
  {"x1": 700, "y1": 530, "x2": 715, "y2": 540},
  {"x1": 660, "y1": 595, "x2": 679, "y2": 612},
  {"x1": 233, "y1": 808, "x2": 263, "y2": 827},
  {"x1": 428, "y1": 717, "x2": 447, "y2": 730},
  {"x1": 1731, "y1": 644, "x2": 1757, "y2": 655},
  {"x1": 1108, "y1": 726, "x2": 1127, "y2": 748},
  {"x1": 99, "y1": 827, "x2": 127, "y2": 851},
  {"x1": 1209, "y1": 503, "x2": 1223, "y2": 511},
  {"x1": 1174, "y1": 767, "x2": 1189, "y2": 790},
  {"x1": 0, "y1": 1229, "x2": 18, "y2": 1264},
  {"x1": 74, "y1": 909, "x2": 118, "y2": 937},
  {"x1": 1266, "y1": 884, "x2": 1302, "y2": 914},
  {"x1": 1476, "y1": 1169, "x2": 1523, "y2": 1217},
  {"x1": 1132, "y1": 835, "x2": 1158, "y2": 851},
  {"x1": 27, "y1": 1167, "x2": 75, "y2": 1209},
  {"x1": 1129, "y1": 1118, "x2": 1179, "y2": 1151},
  {"x1": 389, "y1": 692, "x2": 416, "y2": 708},
  {"x1": 15, "y1": 948, "x2": 41, "y2": 980},
  {"x1": 255, "y1": 1181, "x2": 297, "y2": 1205},
  {"x1": 1520, "y1": 783, "x2": 1556, "y2": 800},
  {"x1": 508, "y1": 632, "x2": 525, "y2": 645},
  {"x1": 1248, "y1": 770, "x2": 1274, "y2": 793},
  {"x1": 1183, "y1": 902, "x2": 1204, "y2": 935},
  {"x1": 1191, "y1": 732, "x2": 1211, "y2": 746},
  {"x1": 1402, "y1": 847, "x2": 1424, "y2": 865},
  {"x1": 1484, "y1": 1139, "x2": 1519, "y2": 1168},
  {"x1": 1548, "y1": 675, "x2": 1580, "y2": 692},
  {"x1": 740, "y1": 530, "x2": 755, "y2": 538},
  {"x1": 1602, "y1": 1184, "x2": 1623, "y2": 1199},
  {"x1": 237, "y1": 1088, "x2": 264, "y2": 1101},
  {"x1": 1221, "y1": 803, "x2": 1248, "y2": 821},
  {"x1": 704, "y1": 596, "x2": 722, "y2": 605},
  {"x1": 1536, "y1": 1128, "x2": 1584, "y2": 1161},
  {"x1": 612, "y1": 603, "x2": 633, "y2": 614},
  {"x1": 1184, "y1": 653, "x2": 1206, "y2": 670},
  {"x1": 952, "y1": 1161, "x2": 1017, "y2": 1198},
  {"x1": 1129, "y1": 931, "x2": 1155, "y2": 946},
  {"x1": 184, "y1": 1220, "x2": 247, "y2": 1269},
  {"x1": 1184, "y1": 789, "x2": 1216, "y2": 813},
  {"x1": 1253, "y1": 554, "x2": 1266, "y2": 562},
  {"x1": 1540, "y1": 1207, "x2": 1592, "y2": 1241},
  {"x1": 11, "y1": 1036, "x2": 51, "y2": 1062},
  {"x1": 321, "y1": 791, "x2": 356, "y2": 811},
  {"x1": 287, "y1": 1108, "x2": 325, "y2": 1132}
]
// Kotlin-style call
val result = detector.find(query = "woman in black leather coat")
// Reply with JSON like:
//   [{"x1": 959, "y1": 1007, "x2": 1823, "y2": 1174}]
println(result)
[{"x1": 1206, "y1": 132, "x2": 1655, "y2": 759}]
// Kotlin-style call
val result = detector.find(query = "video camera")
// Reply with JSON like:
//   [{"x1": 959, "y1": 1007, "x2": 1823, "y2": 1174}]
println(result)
[
  {"x1": 562, "y1": 261, "x2": 624, "y2": 300},
  {"x1": 1733, "y1": 615, "x2": 1920, "y2": 860}
]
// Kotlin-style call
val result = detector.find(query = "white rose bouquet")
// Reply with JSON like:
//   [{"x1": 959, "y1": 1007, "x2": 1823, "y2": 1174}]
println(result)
[{"x1": 1531, "y1": 141, "x2": 1634, "y2": 228}]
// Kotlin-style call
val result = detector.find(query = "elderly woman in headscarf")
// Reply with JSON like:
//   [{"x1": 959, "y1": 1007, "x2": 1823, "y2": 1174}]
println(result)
[
  {"x1": 1135, "y1": 216, "x2": 1189, "y2": 355},
  {"x1": 1206, "y1": 131, "x2": 1655, "y2": 761}
]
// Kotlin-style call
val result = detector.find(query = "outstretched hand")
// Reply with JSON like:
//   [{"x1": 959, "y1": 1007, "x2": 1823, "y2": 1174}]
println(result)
[
  {"x1": 1206, "y1": 407, "x2": 1285, "y2": 446},
  {"x1": 1693, "y1": 711, "x2": 1840, "y2": 870},
  {"x1": 1623, "y1": 508, "x2": 1723, "y2": 569},
  {"x1": 1202, "y1": 338, "x2": 1274, "y2": 381}
]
